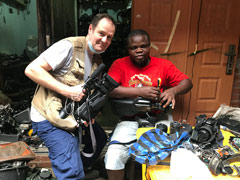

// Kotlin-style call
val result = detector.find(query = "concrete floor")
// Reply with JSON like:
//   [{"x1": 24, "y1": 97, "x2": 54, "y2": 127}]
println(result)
[
  {"x1": 86, "y1": 157, "x2": 142, "y2": 180},
  {"x1": 74, "y1": 150, "x2": 143, "y2": 180}
]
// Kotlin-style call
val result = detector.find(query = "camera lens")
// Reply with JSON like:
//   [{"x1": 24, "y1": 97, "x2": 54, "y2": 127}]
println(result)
[
  {"x1": 198, "y1": 125, "x2": 214, "y2": 142},
  {"x1": 198, "y1": 129, "x2": 211, "y2": 142}
]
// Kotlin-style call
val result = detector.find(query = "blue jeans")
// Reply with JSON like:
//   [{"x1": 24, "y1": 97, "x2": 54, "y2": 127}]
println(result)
[{"x1": 32, "y1": 120, "x2": 84, "y2": 180}]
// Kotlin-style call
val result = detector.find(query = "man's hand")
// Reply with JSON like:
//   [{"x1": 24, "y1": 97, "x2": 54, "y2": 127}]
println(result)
[
  {"x1": 81, "y1": 112, "x2": 101, "y2": 127},
  {"x1": 158, "y1": 79, "x2": 193, "y2": 109},
  {"x1": 138, "y1": 86, "x2": 160, "y2": 100},
  {"x1": 159, "y1": 88, "x2": 176, "y2": 109},
  {"x1": 138, "y1": 86, "x2": 175, "y2": 109},
  {"x1": 67, "y1": 84, "x2": 85, "y2": 101},
  {"x1": 82, "y1": 118, "x2": 95, "y2": 127}
]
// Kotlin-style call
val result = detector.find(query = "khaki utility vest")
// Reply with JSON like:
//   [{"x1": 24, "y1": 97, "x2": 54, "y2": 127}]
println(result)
[{"x1": 32, "y1": 36, "x2": 101, "y2": 130}]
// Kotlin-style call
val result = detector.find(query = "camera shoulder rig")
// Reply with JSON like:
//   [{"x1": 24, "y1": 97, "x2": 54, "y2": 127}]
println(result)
[{"x1": 110, "y1": 97, "x2": 172, "y2": 127}]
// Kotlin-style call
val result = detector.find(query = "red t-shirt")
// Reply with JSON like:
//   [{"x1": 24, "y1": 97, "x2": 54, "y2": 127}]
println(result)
[{"x1": 108, "y1": 56, "x2": 189, "y2": 92}]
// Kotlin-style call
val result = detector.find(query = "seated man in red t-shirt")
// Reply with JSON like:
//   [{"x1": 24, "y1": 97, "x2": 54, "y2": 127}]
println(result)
[{"x1": 104, "y1": 29, "x2": 193, "y2": 180}]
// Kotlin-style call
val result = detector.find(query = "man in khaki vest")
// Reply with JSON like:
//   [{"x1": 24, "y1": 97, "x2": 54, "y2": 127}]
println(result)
[{"x1": 25, "y1": 13, "x2": 116, "y2": 180}]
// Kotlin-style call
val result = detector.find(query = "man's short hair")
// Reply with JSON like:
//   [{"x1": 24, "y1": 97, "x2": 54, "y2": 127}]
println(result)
[
  {"x1": 91, "y1": 13, "x2": 116, "y2": 30},
  {"x1": 127, "y1": 29, "x2": 151, "y2": 46}
]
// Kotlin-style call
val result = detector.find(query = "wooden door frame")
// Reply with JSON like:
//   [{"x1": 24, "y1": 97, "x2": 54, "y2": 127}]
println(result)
[
  {"x1": 184, "y1": 0, "x2": 202, "y2": 123},
  {"x1": 36, "y1": 0, "x2": 52, "y2": 54}
]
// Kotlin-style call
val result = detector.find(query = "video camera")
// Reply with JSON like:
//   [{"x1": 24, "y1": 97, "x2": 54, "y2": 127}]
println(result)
[{"x1": 59, "y1": 64, "x2": 119, "y2": 122}]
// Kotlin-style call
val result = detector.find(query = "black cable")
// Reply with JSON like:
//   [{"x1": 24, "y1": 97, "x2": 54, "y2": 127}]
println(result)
[{"x1": 145, "y1": 164, "x2": 148, "y2": 180}]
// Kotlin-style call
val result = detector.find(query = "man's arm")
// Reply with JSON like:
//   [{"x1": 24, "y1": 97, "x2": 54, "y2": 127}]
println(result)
[
  {"x1": 24, "y1": 58, "x2": 84, "y2": 101},
  {"x1": 110, "y1": 86, "x2": 160, "y2": 100},
  {"x1": 159, "y1": 79, "x2": 193, "y2": 109}
]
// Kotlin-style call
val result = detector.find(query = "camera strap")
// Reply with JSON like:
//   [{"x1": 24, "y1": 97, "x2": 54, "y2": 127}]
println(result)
[
  {"x1": 78, "y1": 98, "x2": 97, "y2": 158},
  {"x1": 80, "y1": 118, "x2": 97, "y2": 158}
]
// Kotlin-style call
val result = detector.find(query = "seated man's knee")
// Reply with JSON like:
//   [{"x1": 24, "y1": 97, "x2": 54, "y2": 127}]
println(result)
[{"x1": 105, "y1": 145, "x2": 130, "y2": 170}]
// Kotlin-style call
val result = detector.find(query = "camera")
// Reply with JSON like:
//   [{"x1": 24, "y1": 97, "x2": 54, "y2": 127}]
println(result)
[
  {"x1": 59, "y1": 64, "x2": 119, "y2": 122},
  {"x1": 170, "y1": 121, "x2": 182, "y2": 134},
  {"x1": 170, "y1": 121, "x2": 192, "y2": 134},
  {"x1": 191, "y1": 114, "x2": 220, "y2": 145}
]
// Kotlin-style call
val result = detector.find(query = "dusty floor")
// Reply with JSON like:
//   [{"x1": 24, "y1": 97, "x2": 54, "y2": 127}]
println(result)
[{"x1": 30, "y1": 145, "x2": 143, "y2": 180}]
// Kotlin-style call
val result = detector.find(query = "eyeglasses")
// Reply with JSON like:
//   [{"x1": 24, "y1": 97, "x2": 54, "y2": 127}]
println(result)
[{"x1": 128, "y1": 44, "x2": 150, "y2": 51}]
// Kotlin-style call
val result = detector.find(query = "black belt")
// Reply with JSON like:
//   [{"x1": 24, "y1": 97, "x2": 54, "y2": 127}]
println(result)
[
  {"x1": 120, "y1": 117, "x2": 137, "y2": 121},
  {"x1": 121, "y1": 115, "x2": 159, "y2": 128},
  {"x1": 209, "y1": 151, "x2": 240, "y2": 176},
  {"x1": 222, "y1": 153, "x2": 240, "y2": 176},
  {"x1": 121, "y1": 113, "x2": 157, "y2": 122}
]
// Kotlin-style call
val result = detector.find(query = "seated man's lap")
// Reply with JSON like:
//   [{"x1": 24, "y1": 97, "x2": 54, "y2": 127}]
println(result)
[{"x1": 105, "y1": 121, "x2": 138, "y2": 170}]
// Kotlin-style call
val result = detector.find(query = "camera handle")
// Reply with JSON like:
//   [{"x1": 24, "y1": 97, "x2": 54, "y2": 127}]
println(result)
[
  {"x1": 59, "y1": 94, "x2": 88, "y2": 119},
  {"x1": 59, "y1": 100, "x2": 75, "y2": 119}
]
